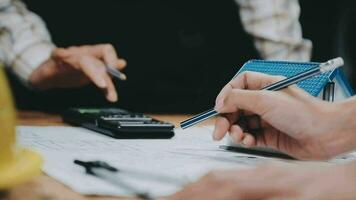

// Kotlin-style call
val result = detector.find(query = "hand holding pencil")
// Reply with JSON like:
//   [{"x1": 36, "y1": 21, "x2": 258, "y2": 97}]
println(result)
[
  {"x1": 180, "y1": 57, "x2": 344, "y2": 129},
  {"x1": 213, "y1": 69, "x2": 352, "y2": 160}
]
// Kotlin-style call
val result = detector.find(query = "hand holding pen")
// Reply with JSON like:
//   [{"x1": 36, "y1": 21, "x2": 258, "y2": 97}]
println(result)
[{"x1": 29, "y1": 44, "x2": 127, "y2": 102}]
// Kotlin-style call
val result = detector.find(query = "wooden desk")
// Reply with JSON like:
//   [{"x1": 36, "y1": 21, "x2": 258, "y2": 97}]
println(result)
[{"x1": 4, "y1": 111, "x2": 215, "y2": 200}]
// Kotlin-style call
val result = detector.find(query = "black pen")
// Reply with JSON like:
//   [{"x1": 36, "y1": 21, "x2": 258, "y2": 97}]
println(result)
[
  {"x1": 219, "y1": 145, "x2": 295, "y2": 160},
  {"x1": 180, "y1": 57, "x2": 344, "y2": 129}
]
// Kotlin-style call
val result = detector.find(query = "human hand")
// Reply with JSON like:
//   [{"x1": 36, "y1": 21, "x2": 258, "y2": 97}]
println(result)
[
  {"x1": 166, "y1": 161, "x2": 356, "y2": 200},
  {"x1": 212, "y1": 71, "x2": 349, "y2": 160},
  {"x1": 29, "y1": 44, "x2": 126, "y2": 102}
]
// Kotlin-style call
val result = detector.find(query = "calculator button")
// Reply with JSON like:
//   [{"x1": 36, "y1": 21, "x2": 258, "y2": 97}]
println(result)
[{"x1": 101, "y1": 116, "x2": 152, "y2": 121}]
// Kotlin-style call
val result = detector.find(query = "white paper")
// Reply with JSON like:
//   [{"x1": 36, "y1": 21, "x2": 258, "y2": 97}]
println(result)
[{"x1": 17, "y1": 126, "x2": 277, "y2": 197}]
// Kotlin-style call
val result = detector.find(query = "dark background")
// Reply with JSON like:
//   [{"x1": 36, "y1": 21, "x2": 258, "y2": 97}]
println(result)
[
  {"x1": 7, "y1": 0, "x2": 356, "y2": 113},
  {"x1": 299, "y1": 0, "x2": 356, "y2": 87}
]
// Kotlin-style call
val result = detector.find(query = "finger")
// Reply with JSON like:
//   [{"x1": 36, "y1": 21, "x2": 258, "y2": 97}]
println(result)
[
  {"x1": 82, "y1": 57, "x2": 118, "y2": 102},
  {"x1": 54, "y1": 46, "x2": 127, "y2": 69},
  {"x1": 78, "y1": 56, "x2": 108, "y2": 88},
  {"x1": 215, "y1": 72, "x2": 286, "y2": 113},
  {"x1": 94, "y1": 44, "x2": 127, "y2": 70},
  {"x1": 241, "y1": 133, "x2": 256, "y2": 147},
  {"x1": 215, "y1": 72, "x2": 284, "y2": 111},
  {"x1": 213, "y1": 116, "x2": 231, "y2": 141},
  {"x1": 217, "y1": 89, "x2": 273, "y2": 116},
  {"x1": 229, "y1": 71, "x2": 285, "y2": 91},
  {"x1": 214, "y1": 83, "x2": 233, "y2": 110},
  {"x1": 213, "y1": 113, "x2": 238, "y2": 140},
  {"x1": 117, "y1": 59, "x2": 127, "y2": 69},
  {"x1": 285, "y1": 85, "x2": 315, "y2": 101},
  {"x1": 104, "y1": 74, "x2": 118, "y2": 102},
  {"x1": 229, "y1": 125, "x2": 244, "y2": 143}
]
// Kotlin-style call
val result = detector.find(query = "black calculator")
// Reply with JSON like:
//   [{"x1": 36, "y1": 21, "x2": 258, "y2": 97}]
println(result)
[{"x1": 62, "y1": 108, "x2": 175, "y2": 139}]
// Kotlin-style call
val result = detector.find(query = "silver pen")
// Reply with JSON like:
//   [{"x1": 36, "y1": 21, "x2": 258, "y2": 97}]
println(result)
[{"x1": 106, "y1": 65, "x2": 127, "y2": 81}]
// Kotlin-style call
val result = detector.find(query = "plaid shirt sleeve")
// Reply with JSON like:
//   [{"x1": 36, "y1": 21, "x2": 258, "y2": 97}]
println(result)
[
  {"x1": 235, "y1": 0, "x2": 312, "y2": 61},
  {"x1": 0, "y1": 0, "x2": 55, "y2": 82},
  {"x1": 0, "y1": 0, "x2": 311, "y2": 83}
]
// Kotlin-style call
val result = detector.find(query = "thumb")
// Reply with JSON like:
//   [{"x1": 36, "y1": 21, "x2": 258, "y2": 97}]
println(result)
[{"x1": 215, "y1": 89, "x2": 273, "y2": 116}]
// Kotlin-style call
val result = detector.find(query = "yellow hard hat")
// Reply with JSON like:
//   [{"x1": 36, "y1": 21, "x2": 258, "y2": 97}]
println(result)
[{"x1": 0, "y1": 66, "x2": 43, "y2": 189}]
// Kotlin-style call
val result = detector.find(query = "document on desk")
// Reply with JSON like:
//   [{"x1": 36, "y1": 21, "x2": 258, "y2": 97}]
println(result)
[{"x1": 17, "y1": 126, "x2": 277, "y2": 197}]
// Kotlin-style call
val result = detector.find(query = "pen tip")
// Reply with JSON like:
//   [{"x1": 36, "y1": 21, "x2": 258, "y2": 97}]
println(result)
[{"x1": 120, "y1": 73, "x2": 127, "y2": 81}]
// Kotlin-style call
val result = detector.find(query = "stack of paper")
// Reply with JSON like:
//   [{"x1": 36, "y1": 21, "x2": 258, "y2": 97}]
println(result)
[{"x1": 17, "y1": 126, "x2": 267, "y2": 197}]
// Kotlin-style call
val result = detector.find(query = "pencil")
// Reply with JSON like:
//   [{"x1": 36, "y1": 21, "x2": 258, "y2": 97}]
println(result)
[{"x1": 180, "y1": 57, "x2": 344, "y2": 129}]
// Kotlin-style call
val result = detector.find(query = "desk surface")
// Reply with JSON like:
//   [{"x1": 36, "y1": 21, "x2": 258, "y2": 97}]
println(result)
[{"x1": 5, "y1": 111, "x2": 215, "y2": 200}]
